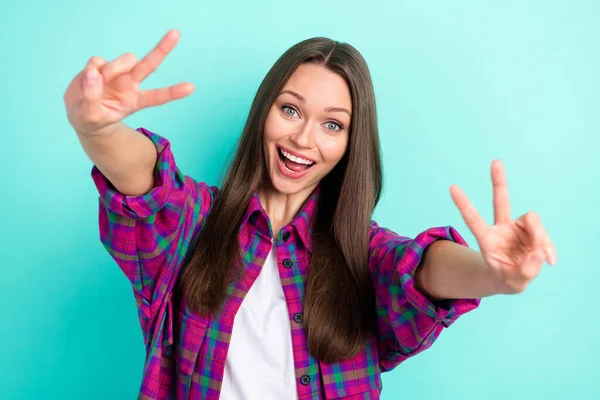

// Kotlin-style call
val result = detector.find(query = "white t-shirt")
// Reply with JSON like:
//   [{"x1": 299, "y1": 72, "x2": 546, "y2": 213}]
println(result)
[{"x1": 220, "y1": 248, "x2": 299, "y2": 400}]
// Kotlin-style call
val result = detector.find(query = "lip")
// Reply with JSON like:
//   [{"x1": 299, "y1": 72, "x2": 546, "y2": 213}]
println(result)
[
  {"x1": 276, "y1": 148, "x2": 314, "y2": 180},
  {"x1": 277, "y1": 145, "x2": 317, "y2": 164}
]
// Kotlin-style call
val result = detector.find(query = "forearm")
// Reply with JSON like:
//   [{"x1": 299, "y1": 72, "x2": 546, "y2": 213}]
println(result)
[
  {"x1": 415, "y1": 240, "x2": 500, "y2": 301},
  {"x1": 76, "y1": 122, "x2": 157, "y2": 196}
]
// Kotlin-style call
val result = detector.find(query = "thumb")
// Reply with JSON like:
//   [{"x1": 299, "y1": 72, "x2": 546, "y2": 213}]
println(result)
[
  {"x1": 520, "y1": 249, "x2": 544, "y2": 279},
  {"x1": 82, "y1": 67, "x2": 103, "y2": 102}
]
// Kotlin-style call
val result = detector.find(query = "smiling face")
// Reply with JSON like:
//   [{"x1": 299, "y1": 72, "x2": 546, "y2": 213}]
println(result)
[{"x1": 262, "y1": 63, "x2": 352, "y2": 196}]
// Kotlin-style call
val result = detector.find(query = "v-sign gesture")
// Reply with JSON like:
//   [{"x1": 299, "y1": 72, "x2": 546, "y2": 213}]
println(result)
[
  {"x1": 450, "y1": 160, "x2": 558, "y2": 294},
  {"x1": 64, "y1": 29, "x2": 194, "y2": 136}
]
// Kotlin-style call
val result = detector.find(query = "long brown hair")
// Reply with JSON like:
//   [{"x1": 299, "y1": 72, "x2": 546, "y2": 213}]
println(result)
[{"x1": 178, "y1": 37, "x2": 382, "y2": 363}]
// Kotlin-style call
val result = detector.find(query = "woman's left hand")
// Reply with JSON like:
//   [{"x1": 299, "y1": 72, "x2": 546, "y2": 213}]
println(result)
[{"x1": 449, "y1": 159, "x2": 557, "y2": 294}]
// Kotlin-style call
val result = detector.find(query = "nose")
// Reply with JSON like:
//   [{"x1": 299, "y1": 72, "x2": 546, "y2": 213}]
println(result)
[{"x1": 289, "y1": 120, "x2": 316, "y2": 149}]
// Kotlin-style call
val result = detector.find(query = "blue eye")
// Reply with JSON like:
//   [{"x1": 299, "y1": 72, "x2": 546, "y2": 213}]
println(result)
[
  {"x1": 282, "y1": 105, "x2": 298, "y2": 117},
  {"x1": 326, "y1": 121, "x2": 342, "y2": 131}
]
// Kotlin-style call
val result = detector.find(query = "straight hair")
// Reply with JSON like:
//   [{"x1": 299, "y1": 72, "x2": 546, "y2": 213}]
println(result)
[{"x1": 178, "y1": 37, "x2": 383, "y2": 363}]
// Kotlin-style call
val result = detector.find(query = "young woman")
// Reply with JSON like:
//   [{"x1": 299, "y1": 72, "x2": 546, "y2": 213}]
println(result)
[{"x1": 64, "y1": 29, "x2": 557, "y2": 400}]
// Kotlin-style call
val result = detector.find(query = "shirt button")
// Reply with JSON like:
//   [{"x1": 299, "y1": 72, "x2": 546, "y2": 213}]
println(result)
[
  {"x1": 293, "y1": 313, "x2": 304, "y2": 323},
  {"x1": 282, "y1": 231, "x2": 291, "y2": 241},
  {"x1": 283, "y1": 259, "x2": 293, "y2": 268},
  {"x1": 300, "y1": 375, "x2": 311, "y2": 385}
]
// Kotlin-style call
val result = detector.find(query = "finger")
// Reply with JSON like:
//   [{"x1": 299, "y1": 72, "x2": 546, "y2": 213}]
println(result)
[
  {"x1": 543, "y1": 232, "x2": 558, "y2": 265},
  {"x1": 516, "y1": 212, "x2": 546, "y2": 251},
  {"x1": 548, "y1": 241, "x2": 557, "y2": 265},
  {"x1": 138, "y1": 82, "x2": 195, "y2": 109},
  {"x1": 520, "y1": 248, "x2": 544, "y2": 281},
  {"x1": 131, "y1": 29, "x2": 180, "y2": 83},
  {"x1": 492, "y1": 159, "x2": 511, "y2": 224},
  {"x1": 79, "y1": 56, "x2": 107, "y2": 92},
  {"x1": 81, "y1": 60, "x2": 105, "y2": 102},
  {"x1": 450, "y1": 184, "x2": 489, "y2": 239},
  {"x1": 101, "y1": 52, "x2": 138, "y2": 82},
  {"x1": 543, "y1": 246, "x2": 553, "y2": 266},
  {"x1": 516, "y1": 212, "x2": 557, "y2": 265},
  {"x1": 87, "y1": 56, "x2": 107, "y2": 69}
]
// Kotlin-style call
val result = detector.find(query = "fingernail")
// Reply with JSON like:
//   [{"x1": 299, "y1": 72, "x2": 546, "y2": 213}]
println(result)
[
  {"x1": 86, "y1": 69, "x2": 97, "y2": 84},
  {"x1": 544, "y1": 246, "x2": 556, "y2": 265},
  {"x1": 531, "y1": 250, "x2": 544, "y2": 263}
]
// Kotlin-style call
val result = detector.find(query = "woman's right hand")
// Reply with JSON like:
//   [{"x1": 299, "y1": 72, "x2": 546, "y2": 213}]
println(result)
[{"x1": 64, "y1": 29, "x2": 195, "y2": 136}]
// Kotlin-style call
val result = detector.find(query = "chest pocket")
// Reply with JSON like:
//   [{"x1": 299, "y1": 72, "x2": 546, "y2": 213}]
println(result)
[
  {"x1": 319, "y1": 337, "x2": 382, "y2": 399},
  {"x1": 175, "y1": 309, "x2": 208, "y2": 378}
]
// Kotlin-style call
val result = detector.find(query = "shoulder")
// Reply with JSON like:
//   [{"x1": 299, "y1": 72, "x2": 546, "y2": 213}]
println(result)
[{"x1": 369, "y1": 220, "x2": 412, "y2": 246}]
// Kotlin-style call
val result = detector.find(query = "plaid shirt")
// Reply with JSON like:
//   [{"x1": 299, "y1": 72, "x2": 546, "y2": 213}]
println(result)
[{"x1": 92, "y1": 127, "x2": 480, "y2": 399}]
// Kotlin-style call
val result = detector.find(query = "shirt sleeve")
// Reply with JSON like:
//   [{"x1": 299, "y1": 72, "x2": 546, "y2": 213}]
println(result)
[
  {"x1": 91, "y1": 127, "x2": 217, "y2": 344},
  {"x1": 369, "y1": 221, "x2": 481, "y2": 372}
]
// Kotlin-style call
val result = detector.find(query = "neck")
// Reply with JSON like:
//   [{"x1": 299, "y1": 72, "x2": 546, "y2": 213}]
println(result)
[{"x1": 257, "y1": 181, "x2": 317, "y2": 239}]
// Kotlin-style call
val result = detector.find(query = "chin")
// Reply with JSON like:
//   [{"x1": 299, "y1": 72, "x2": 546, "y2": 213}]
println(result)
[{"x1": 269, "y1": 175, "x2": 315, "y2": 195}]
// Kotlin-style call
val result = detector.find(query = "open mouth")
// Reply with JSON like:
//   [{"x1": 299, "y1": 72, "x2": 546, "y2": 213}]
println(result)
[{"x1": 277, "y1": 146, "x2": 316, "y2": 173}]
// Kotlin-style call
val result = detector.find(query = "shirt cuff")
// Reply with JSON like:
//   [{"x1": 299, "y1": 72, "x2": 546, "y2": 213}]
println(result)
[
  {"x1": 91, "y1": 127, "x2": 177, "y2": 219},
  {"x1": 398, "y1": 226, "x2": 481, "y2": 328}
]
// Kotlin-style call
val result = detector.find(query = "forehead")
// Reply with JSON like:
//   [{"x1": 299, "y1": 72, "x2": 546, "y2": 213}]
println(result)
[{"x1": 281, "y1": 63, "x2": 352, "y2": 112}]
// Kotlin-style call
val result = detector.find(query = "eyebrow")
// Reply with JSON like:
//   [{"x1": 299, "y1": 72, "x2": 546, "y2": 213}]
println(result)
[{"x1": 279, "y1": 90, "x2": 351, "y2": 117}]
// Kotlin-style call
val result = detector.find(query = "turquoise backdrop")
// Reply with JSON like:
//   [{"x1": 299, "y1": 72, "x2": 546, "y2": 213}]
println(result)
[{"x1": 0, "y1": 0, "x2": 597, "y2": 399}]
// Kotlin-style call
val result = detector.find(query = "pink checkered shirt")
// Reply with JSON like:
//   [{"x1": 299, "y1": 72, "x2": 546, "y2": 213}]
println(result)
[{"x1": 92, "y1": 127, "x2": 480, "y2": 399}]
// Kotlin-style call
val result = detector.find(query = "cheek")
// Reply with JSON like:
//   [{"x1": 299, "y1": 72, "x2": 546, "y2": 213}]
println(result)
[
  {"x1": 263, "y1": 109, "x2": 290, "y2": 142},
  {"x1": 320, "y1": 135, "x2": 348, "y2": 165},
  {"x1": 263, "y1": 111, "x2": 276, "y2": 142}
]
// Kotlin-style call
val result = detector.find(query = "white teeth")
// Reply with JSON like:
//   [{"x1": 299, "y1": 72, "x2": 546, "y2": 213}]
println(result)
[{"x1": 280, "y1": 149, "x2": 314, "y2": 165}]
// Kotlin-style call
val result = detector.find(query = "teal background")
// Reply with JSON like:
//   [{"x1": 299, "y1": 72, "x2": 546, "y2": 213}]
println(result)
[{"x1": 0, "y1": 0, "x2": 597, "y2": 399}]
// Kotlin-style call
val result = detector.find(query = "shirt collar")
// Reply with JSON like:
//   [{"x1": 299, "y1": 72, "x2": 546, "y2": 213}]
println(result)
[{"x1": 242, "y1": 186, "x2": 320, "y2": 253}]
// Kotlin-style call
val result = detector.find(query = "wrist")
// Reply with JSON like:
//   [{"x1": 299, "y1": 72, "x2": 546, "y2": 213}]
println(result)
[
  {"x1": 76, "y1": 122, "x2": 121, "y2": 138},
  {"x1": 486, "y1": 262, "x2": 525, "y2": 295}
]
